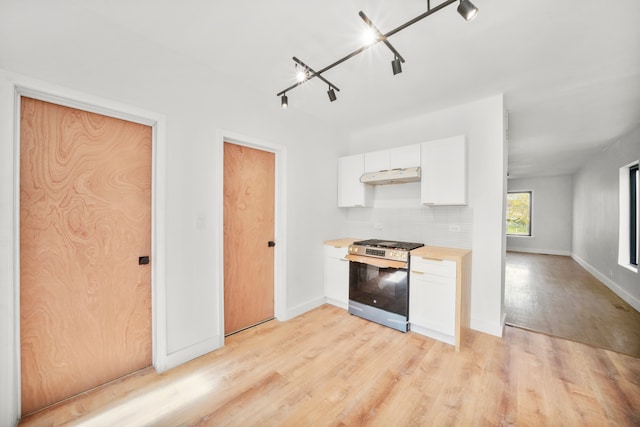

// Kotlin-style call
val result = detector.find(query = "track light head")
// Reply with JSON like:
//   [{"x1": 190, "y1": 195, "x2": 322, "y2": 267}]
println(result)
[
  {"x1": 281, "y1": 94, "x2": 288, "y2": 109},
  {"x1": 457, "y1": 0, "x2": 478, "y2": 21},
  {"x1": 362, "y1": 27, "x2": 377, "y2": 46},
  {"x1": 327, "y1": 87, "x2": 337, "y2": 102},
  {"x1": 296, "y1": 69, "x2": 307, "y2": 82},
  {"x1": 295, "y1": 64, "x2": 309, "y2": 83},
  {"x1": 391, "y1": 57, "x2": 403, "y2": 75}
]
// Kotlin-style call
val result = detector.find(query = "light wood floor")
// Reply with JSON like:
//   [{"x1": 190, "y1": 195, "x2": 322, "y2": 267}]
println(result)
[
  {"x1": 505, "y1": 252, "x2": 640, "y2": 358},
  {"x1": 19, "y1": 304, "x2": 640, "y2": 426}
]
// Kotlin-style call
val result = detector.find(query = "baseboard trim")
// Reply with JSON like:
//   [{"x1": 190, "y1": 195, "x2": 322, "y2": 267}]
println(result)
[
  {"x1": 284, "y1": 297, "x2": 326, "y2": 321},
  {"x1": 572, "y1": 254, "x2": 640, "y2": 313},
  {"x1": 164, "y1": 336, "x2": 222, "y2": 372},
  {"x1": 507, "y1": 247, "x2": 571, "y2": 256},
  {"x1": 409, "y1": 324, "x2": 455, "y2": 346},
  {"x1": 470, "y1": 315, "x2": 505, "y2": 338},
  {"x1": 325, "y1": 298, "x2": 348, "y2": 310}
]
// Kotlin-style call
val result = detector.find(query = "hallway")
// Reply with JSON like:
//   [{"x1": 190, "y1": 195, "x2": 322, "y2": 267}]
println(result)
[{"x1": 505, "y1": 252, "x2": 640, "y2": 358}]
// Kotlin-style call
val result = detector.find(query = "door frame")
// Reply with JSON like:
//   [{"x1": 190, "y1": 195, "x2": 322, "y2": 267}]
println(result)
[
  {"x1": 216, "y1": 130, "x2": 287, "y2": 340},
  {"x1": 0, "y1": 72, "x2": 168, "y2": 421}
]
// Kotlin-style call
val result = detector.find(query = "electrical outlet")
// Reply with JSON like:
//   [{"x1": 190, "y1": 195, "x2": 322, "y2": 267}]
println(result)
[
  {"x1": 373, "y1": 223, "x2": 384, "y2": 230},
  {"x1": 448, "y1": 224, "x2": 461, "y2": 232}
]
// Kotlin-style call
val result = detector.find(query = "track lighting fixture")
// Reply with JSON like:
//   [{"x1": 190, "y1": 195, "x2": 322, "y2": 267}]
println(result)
[
  {"x1": 327, "y1": 86, "x2": 337, "y2": 102},
  {"x1": 391, "y1": 56, "x2": 403, "y2": 75},
  {"x1": 277, "y1": 0, "x2": 479, "y2": 108},
  {"x1": 277, "y1": 57, "x2": 340, "y2": 106},
  {"x1": 360, "y1": 11, "x2": 406, "y2": 78},
  {"x1": 295, "y1": 66, "x2": 308, "y2": 83},
  {"x1": 457, "y1": 0, "x2": 478, "y2": 21}
]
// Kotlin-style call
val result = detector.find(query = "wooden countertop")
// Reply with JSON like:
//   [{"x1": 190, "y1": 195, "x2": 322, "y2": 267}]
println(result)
[
  {"x1": 323, "y1": 238, "x2": 359, "y2": 248},
  {"x1": 410, "y1": 246, "x2": 471, "y2": 262},
  {"x1": 324, "y1": 240, "x2": 472, "y2": 261}
]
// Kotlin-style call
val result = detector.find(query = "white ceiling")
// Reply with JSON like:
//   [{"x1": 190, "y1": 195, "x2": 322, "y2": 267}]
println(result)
[{"x1": 2, "y1": 0, "x2": 639, "y2": 179}]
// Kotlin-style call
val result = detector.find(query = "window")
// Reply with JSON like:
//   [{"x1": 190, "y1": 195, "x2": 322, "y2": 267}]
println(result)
[
  {"x1": 630, "y1": 164, "x2": 638, "y2": 266},
  {"x1": 619, "y1": 161, "x2": 639, "y2": 271},
  {"x1": 506, "y1": 191, "x2": 532, "y2": 236}
]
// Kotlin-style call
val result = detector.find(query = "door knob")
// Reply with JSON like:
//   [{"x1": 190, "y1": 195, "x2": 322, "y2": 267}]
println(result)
[{"x1": 268, "y1": 241, "x2": 276, "y2": 247}]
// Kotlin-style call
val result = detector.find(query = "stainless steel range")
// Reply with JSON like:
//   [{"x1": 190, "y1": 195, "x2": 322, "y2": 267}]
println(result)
[{"x1": 346, "y1": 239, "x2": 424, "y2": 332}]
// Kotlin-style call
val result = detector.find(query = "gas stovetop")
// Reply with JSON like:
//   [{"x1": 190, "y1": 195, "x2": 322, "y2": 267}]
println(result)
[{"x1": 348, "y1": 239, "x2": 424, "y2": 262}]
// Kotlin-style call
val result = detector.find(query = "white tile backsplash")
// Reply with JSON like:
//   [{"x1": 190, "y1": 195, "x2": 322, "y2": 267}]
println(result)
[{"x1": 347, "y1": 206, "x2": 473, "y2": 249}]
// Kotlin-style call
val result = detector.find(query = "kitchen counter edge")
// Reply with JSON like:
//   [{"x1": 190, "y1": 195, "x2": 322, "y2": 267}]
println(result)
[
  {"x1": 323, "y1": 238, "x2": 359, "y2": 248},
  {"x1": 323, "y1": 239, "x2": 471, "y2": 261},
  {"x1": 410, "y1": 246, "x2": 471, "y2": 261}
]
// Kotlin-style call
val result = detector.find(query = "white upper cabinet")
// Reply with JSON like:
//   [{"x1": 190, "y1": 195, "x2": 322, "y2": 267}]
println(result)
[
  {"x1": 338, "y1": 154, "x2": 373, "y2": 207},
  {"x1": 364, "y1": 149, "x2": 389, "y2": 173},
  {"x1": 421, "y1": 135, "x2": 467, "y2": 205},
  {"x1": 390, "y1": 144, "x2": 421, "y2": 169},
  {"x1": 364, "y1": 144, "x2": 421, "y2": 172}
]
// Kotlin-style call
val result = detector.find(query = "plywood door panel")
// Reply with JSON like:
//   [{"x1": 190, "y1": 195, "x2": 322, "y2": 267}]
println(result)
[
  {"x1": 223, "y1": 142, "x2": 275, "y2": 335},
  {"x1": 20, "y1": 97, "x2": 152, "y2": 415}
]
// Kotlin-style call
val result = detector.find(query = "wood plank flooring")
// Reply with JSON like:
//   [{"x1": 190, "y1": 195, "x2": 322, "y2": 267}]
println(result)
[
  {"x1": 505, "y1": 252, "x2": 640, "y2": 357},
  {"x1": 19, "y1": 304, "x2": 640, "y2": 426}
]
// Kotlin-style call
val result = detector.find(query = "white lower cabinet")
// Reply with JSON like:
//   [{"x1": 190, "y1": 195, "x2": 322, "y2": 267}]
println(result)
[
  {"x1": 324, "y1": 244, "x2": 350, "y2": 308},
  {"x1": 409, "y1": 257, "x2": 457, "y2": 344}
]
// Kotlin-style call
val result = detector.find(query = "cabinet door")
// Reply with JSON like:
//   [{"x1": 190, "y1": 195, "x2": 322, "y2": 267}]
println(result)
[
  {"x1": 421, "y1": 136, "x2": 466, "y2": 205},
  {"x1": 390, "y1": 144, "x2": 420, "y2": 169},
  {"x1": 365, "y1": 145, "x2": 421, "y2": 172},
  {"x1": 324, "y1": 245, "x2": 350, "y2": 307},
  {"x1": 409, "y1": 258, "x2": 456, "y2": 336},
  {"x1": 338, "y1": 154, "x2": 372, "y2": 207},
  {"x1": 364, "y1": 149, "x2": 390, "y2": 172}
]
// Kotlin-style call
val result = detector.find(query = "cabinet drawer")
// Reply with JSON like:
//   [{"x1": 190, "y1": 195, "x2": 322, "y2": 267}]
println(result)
[
  {"x1": 325, "y1": 245, "x2": 349, "y2": 260},
  {"x1": 410, "y1": 257, "x2": 456, "y2": 278}
]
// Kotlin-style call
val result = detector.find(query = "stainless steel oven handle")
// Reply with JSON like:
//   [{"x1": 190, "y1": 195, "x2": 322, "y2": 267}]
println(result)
[{"x1": 346, "y1": 254, "x2": 408, "y2": 269}]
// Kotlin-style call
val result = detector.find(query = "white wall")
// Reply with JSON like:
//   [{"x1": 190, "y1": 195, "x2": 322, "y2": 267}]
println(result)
[
  {"x1": 0, "y1": 5, "x2": 347, "y2": 424},
  {"x1": 572, "y1": 126, "x2": 640, "y2": 311},
  {"x1": 348, "y1": 94, "x2": 507, "y2": 337},
  {"x1": 507, "y1": 175, "x2": 573, "y2": 255}
]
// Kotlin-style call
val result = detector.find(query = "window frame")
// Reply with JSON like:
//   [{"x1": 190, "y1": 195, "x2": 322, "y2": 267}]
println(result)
[
  {"x1": 506, "y1": 191, "x2": 532, "y2": 237},
  {"x1": 630, "y1": 164, "x2": 638, "y2": 266},
  {"x1": 619, "y1": 161, "x2": 639, "y2": 272}
]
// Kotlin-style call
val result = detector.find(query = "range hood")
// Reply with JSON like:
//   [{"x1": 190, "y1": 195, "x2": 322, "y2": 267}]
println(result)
[{"x1": 360, "y1": 167, "x2": 421, "y2": 185}]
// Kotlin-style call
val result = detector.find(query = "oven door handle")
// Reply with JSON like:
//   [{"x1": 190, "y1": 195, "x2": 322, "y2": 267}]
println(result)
[{"x1": 345, "y1": 254, "x2": 407, "y2": 269}]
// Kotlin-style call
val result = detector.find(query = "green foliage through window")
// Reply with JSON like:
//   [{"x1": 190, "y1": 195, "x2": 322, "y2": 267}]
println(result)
[{"x1": 507, "y1": 192, "x2": 531, "y2": 236}]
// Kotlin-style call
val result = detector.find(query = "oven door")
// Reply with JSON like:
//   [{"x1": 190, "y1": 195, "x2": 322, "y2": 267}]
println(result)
[{"x1": 346, "y1": 254, "x2": 409, "y2": 317}]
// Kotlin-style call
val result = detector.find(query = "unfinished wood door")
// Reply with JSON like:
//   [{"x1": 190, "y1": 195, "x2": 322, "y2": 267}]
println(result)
[
  {"x1": 20, "y1": 97, "x2": 152, "y2": 415},
  {"x1": 224, "y1": 142, "x2": 275, "y2": 335}
]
